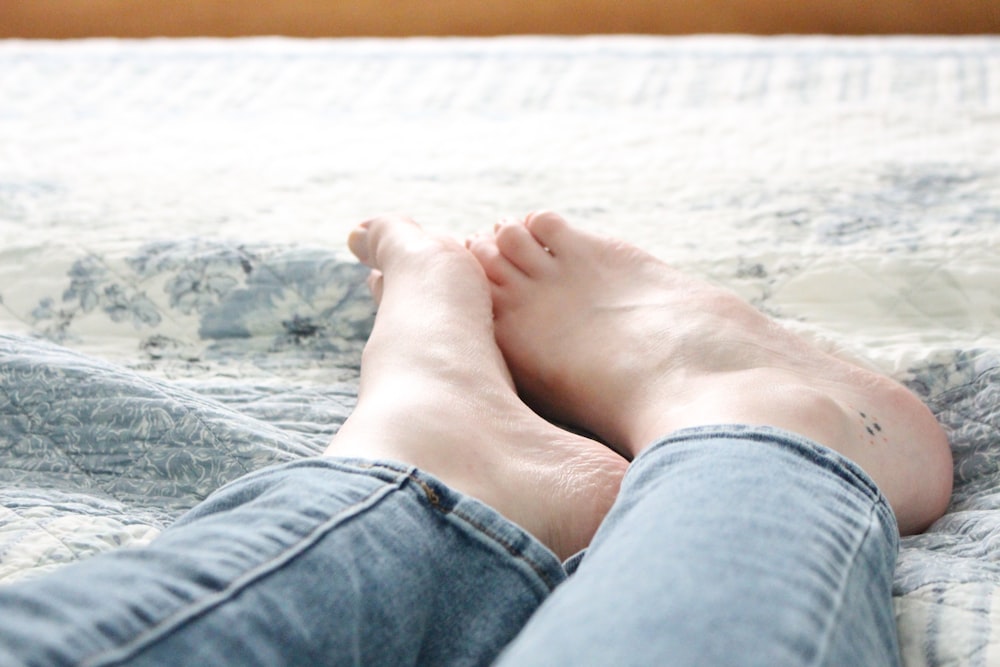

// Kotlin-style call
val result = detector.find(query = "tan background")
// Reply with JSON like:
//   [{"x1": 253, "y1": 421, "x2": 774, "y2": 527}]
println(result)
[{"x1": 2, "y1": 0, "x2": 999, "y2": 39}]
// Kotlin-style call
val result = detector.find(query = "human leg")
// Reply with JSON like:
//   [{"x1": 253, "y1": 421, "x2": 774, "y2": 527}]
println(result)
[
  {"x1": 468, "y1": 212, "x2": 952, "y2": 665},
  {"x1": 0, "y1": 459, "x2": 562, "y2": 667},
  {"x1": 497, "y1": 426, "x2": 902, "y2": 666},
  {"x1": 0, "y1": 215, "x2": 627, "y2": 666}
]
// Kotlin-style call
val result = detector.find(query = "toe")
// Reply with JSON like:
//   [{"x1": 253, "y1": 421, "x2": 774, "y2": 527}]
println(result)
[
  {"x1": 351, "y1": 215, "x2": 447, "y2": 272},
  {"x1": 494, "y1": 216, "x2": 520, "y2": 233},
  {"x1": 524, "y1": 211, "x2": 573, "y2": 256},
  {"x1": 468, "y1": 231, "x2": 523, "y2": 286},
  {"x1": 347, "y1": 221, "x2": 374, "y2": 265},
  {"x1": 495, "y1": 222, "x2": 554, "y2": 277}
]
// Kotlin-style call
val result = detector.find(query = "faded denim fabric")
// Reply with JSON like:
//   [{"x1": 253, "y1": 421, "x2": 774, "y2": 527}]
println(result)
[
  {"x1": 0, "y1": 427, "x2": 899, "y2": 667},
  {"x1": 0, "y1": 459, "x2": 564, "y2": 667},
  {"x1": 498, "y1": 426, "x2": 901, "y2": 667}
]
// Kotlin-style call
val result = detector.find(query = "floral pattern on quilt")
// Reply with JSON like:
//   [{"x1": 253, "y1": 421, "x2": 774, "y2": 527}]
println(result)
[{"x1": 17, "y1": 240, "x2": 375, "y2": 380}]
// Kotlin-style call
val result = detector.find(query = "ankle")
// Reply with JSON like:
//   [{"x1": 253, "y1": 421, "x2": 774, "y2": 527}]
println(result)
[{"x1": 636, "y1": 370, "x2": 855, "y2": 456}]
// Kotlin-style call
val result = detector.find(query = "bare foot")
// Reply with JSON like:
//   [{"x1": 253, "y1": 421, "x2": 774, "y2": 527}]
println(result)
[
  {"x1": 325, "y1": 215, "x2": 628, "y2": 560},
  {"x1": 467, "y1": 211, "x2": 952, "y2": 534}
]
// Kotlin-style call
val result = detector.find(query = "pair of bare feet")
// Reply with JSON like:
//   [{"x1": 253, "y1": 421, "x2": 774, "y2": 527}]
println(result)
[{"x1": 326, "y1": 212, "x2": 953, "y2": 560}]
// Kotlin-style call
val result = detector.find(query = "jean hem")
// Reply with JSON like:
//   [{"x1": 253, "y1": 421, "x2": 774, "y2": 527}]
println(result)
[{"x1": 634, "y1": 424, "x2": 900, "y2": 543}]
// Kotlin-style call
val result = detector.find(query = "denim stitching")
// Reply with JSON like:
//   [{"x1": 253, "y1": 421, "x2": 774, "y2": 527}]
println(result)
[
  {"x1": 406, "y1": 472, "x2": 560, "y2": 592},
  {"x1": 80, "y1": 466, "x2": 410, "y2": 667},
  {"x1": 448, "y1": 506, "x2": 561, "y2": 591},
  {"x1": 809, "y1": 502, "x2": 894, "y2": 667}
]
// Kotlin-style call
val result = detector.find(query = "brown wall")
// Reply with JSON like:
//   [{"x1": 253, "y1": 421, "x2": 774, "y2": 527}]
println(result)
[{"x1": 2, "y1": 0, "x2": 998, "y2": 39}]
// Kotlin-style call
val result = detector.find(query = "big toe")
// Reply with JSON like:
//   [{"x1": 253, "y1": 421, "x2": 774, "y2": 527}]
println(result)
[
  {"x1": 348, "y1": 215, "x2": 446, "y2": 271},
  {"x1": 347, "y1": 221, "x2": 374, "y2": 265},
  {"x1": 523, "y1": 211, "x2": 576, "y2": 254}
]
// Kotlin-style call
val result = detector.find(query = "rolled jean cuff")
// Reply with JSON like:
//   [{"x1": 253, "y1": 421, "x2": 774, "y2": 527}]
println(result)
[{"x1": 633, "y1": 424, "x2": 900, "y2": 545}]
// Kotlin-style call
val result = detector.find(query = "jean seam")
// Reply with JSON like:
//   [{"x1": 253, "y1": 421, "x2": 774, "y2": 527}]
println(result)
[
  {"x1": 79, "y1": 469, "x2": 411, "y2": 667},
  {"x1": 452, "y1": 507, "x2": 560, "y2": 591},
  {"x1": 809, "y1": 502, "x2": 887, "y2": 667},
  {"x1": 407, "y1": 472, "x2": 561, "y2": 592}
]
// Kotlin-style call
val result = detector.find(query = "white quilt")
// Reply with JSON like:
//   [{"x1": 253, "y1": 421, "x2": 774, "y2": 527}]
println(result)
[{"x1": 1, "y1": 36, "x2": 999, "y2": 666}]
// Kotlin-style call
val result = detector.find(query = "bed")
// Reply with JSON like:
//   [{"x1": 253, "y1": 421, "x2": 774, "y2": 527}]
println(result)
[{"x1": 1, "y1": 35, "x2": 998, "y2": 665}]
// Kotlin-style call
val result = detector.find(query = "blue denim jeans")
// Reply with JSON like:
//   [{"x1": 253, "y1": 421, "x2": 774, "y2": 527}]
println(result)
[{"x1": 0, "y1": 426, "x2": 900, "y2": 667}]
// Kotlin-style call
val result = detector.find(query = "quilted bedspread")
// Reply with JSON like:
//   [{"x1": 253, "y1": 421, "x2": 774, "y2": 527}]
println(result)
[{"x1": 1, "y1": 36, "x2": 999, "y2": 666}]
